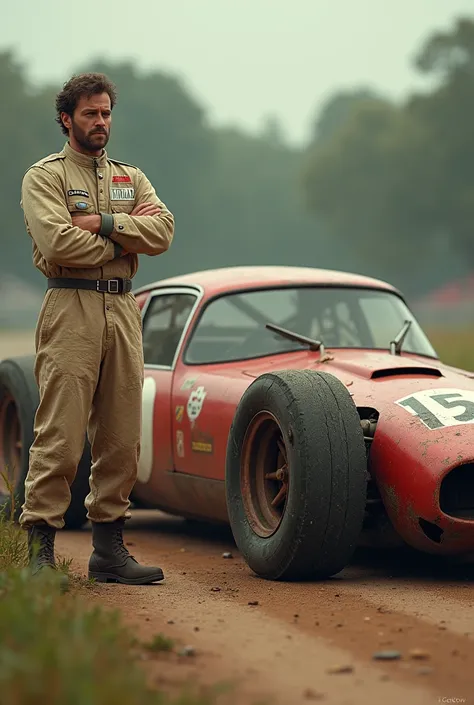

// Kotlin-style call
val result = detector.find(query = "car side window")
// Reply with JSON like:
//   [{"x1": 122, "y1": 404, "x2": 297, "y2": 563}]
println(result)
[{"x1": 142, "y1": 293, "x2": 196, "y2": 367}]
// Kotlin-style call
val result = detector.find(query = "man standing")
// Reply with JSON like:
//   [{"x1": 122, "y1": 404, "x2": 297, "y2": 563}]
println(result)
[{"x1": 20, "y1": 73, "x2": 174, "y2": 588}]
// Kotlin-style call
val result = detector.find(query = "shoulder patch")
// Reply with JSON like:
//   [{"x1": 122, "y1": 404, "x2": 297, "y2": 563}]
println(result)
[
  {"x1": 24, "y1": 152, "x2": 65, "y2": 176},
  {"x1": 107, "y1": 156, "x2": 138, "y2": 170},
  {"x1": 42, "y1": 153, "x2": 66, "y2": 165}
]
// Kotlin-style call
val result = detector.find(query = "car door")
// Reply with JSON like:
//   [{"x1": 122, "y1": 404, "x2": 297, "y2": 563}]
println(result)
[
  {"x1": 171, "y1": 291, "x2": 260, "y2": 481},
  {"x1": 132, "y1": 287, "x2": 199, "y2": 502}
]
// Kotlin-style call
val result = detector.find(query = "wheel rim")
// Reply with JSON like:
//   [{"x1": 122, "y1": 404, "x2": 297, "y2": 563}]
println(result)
[
  {"x1": 241, "y1": 411, "x2": 289, "y2": 538},
  {"x1": 0, "y1": 390, "x2": 22, "y2": 496}
]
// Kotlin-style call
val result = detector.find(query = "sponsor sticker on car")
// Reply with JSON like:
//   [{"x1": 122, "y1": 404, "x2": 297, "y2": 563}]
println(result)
[
  {"x1": 191, "y1": 429, "x2": 214, "y2": 454},
  {"x1": 187, "y1": 386, "x2": 207, "y2": 424},
  {"x1": 181, "y1": 377, "x2": 198, "y2": 391},
  {"x1": 176, "y1": 430, "x2": 185, "y2": 458}
]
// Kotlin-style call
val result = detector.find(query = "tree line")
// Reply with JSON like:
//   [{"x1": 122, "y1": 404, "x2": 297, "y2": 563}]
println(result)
[{"x1": 1, "y1": 15, "x2": 473, "y2": 300}]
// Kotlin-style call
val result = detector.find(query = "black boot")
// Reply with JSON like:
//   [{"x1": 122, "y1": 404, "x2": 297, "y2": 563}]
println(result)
[
  {"x1": 27, "y1": 523, "x2": 69, "y2": 591},
  {"x1": 88, "y1": 520, "x2": 164, "y2": 585}
]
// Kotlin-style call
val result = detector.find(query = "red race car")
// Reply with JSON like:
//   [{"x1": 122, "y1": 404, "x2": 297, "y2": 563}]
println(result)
[{"x1": 1, "y1": 266, "x2": 474, "y2": 580}]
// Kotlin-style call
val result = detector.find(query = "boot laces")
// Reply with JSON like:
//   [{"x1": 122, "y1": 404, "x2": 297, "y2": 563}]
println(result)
[{"x1": 112, "y1": 527, "x2": 132, "y2": 562}]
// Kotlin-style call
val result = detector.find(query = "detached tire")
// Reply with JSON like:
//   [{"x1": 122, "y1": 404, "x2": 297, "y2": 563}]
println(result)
[
  {"x1": 0, "y1": 356, "x2": 90, "y2": 529},
  {"x1": 225, "y1": 370, "x2": 367, "y2": 580}
]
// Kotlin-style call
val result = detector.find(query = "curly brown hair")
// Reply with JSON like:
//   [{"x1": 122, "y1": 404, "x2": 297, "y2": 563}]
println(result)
[{"x1": 55, "y1": 73, "x2": 118, "y2": 135}]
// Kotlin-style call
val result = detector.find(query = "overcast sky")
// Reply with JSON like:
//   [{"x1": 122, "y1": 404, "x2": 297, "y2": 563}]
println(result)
[{"x1": 3, "y1": 0, "x2": 474, "y2": 144}]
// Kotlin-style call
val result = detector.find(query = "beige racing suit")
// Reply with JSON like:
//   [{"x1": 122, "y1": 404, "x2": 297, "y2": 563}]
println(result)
[{"x1": 19, "y1": 141, "x2": 174, "y2": 528}]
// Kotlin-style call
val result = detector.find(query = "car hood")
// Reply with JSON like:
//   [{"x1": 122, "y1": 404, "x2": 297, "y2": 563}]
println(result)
[{"x1": 242, "y1": 348, "x2": 472, "y2": 393}]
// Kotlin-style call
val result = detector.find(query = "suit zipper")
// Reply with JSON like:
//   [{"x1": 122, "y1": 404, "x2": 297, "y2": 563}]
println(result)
[{"x1": 94, "y1": 157, "x2": 104, "y2": 280}]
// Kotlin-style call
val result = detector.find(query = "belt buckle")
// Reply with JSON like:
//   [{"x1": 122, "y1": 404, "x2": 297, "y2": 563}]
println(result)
[{"x1": 96, "y1": 279, "x2": 121, "y2": 294}]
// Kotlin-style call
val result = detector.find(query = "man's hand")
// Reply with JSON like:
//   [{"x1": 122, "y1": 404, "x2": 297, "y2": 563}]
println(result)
[
  {"x1": 131, "y1": 202, "x2": 162, "y2": 217},
  {"x1": 71, "y1": 214, "x2": 101, "y2": 233}
]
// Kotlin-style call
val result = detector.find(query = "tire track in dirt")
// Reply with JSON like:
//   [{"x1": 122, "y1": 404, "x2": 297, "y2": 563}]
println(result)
[{"x1": 56, "y1": 512, "x2": 474, "y2": 705}]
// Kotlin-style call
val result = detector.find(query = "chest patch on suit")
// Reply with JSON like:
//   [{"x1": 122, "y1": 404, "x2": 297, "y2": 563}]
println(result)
[
  {"x1": 110, "y1": 187, "x2": 135, "y2": 200},
  {"x1": 112, "y1": 175, "x2": 132, "y2": 183},
  {"x1": 68, "y1": 189, "x2": 89, "y2": 198}
]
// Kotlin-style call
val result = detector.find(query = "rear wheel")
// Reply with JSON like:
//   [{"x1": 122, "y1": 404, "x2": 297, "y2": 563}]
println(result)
[
  {"x1": 0, "y1": 391, "x2": 22, "y2": 503},
  {"x1": 0, "y1": 356, "x2": 90, "y2": 529},
  {"x1": 225, "y1": 369, "x2": 367, "y2": 580}
]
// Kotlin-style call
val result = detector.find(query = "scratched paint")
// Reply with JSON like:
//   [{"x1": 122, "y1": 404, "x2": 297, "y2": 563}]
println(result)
[{"x1": 382, "y1": 485, "x2": 399, "y2": 516}]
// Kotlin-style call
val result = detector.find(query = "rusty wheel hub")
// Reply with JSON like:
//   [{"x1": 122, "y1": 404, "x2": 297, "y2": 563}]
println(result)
[
  {"x1": 0, "y1": 391, "x2": 22, "y2": 496},
  {"x1": 241, "y1": 411, "x2": 289, "y2": 538}
]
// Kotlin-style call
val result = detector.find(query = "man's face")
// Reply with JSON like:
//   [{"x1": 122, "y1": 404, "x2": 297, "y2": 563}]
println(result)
[{"x1": 62, "y1": 92, "x2": 112, "y2": 154}]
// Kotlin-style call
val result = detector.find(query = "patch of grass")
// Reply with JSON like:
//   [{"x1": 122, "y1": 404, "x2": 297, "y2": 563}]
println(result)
[
  {"x1": 427, "y1": 327, "x2": 474, "y2": 372},
  {"x1": 0, "y1": 472, "x2": 95, "y2": 591},
  {"x1": 145, "y1": 633, "x2": 176, "y2": 653},
  {"x1": 0, "y1": 568, "x2": 203, "y2": 705},
  {"x1": 0, "y1": 516, "x2": 28, "y2": 572},
  {"x1": 0, "y1": 478, "x2": 223, "y2": 705},
  {"x1": 0, "y1": 473, "x2": 28, "y2": 573}
]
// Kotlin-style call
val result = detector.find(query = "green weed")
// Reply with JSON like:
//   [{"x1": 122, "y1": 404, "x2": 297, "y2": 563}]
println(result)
[
  {"x1": 427, "y1": 327, "x2": 474, "y2": 372},
  {"x1": 0, "y1": 476, "x2": 223, "y2": 705},
  {"x1": 145, "y1": 633, "x2": 176, "y2": 653},
  {"x1": 0, "y1": 473, "x2": 28, "y2": 572}
]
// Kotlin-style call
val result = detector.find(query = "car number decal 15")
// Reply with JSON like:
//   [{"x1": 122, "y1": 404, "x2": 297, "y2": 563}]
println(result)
[{"x1": 396, "y1": 388, "x2": 474, "y2": 430}]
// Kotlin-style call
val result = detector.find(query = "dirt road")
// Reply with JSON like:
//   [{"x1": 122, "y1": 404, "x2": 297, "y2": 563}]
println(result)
[
  {"x1": 56, "y1": 511, "x2": 474, "y2": 705},
  {"x1": 2, "y1": 333, "x2": 473, "y2": 704}
]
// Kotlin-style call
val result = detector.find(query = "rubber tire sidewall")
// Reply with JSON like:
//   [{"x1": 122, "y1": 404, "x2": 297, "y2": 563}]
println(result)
[
  {"x1": 225, "y1": 369, "x2": 368, "y2": 581},
  {"x1": 0, "y1": 356, "x2": 90, "y2": 529}
]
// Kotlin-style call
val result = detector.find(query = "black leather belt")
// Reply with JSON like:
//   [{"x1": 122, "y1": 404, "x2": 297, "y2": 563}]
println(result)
[{"x1": 47, "y1": 277, "x2": 133, "y2": 294}]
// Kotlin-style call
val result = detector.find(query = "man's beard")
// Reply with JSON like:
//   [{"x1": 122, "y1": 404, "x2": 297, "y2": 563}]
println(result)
[{"x1": 71, "y1": 121, "x2": 110, "y2": 153}]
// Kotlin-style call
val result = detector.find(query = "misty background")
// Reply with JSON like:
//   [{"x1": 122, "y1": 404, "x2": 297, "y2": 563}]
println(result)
[{"x1": 1, "y1": 0, "x2": 474, "y2": 345}]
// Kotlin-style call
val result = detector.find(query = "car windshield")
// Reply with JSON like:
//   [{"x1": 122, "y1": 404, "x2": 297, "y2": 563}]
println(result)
[{"x1": 184, "y1": 286, "x2": 437, "y2": 364}]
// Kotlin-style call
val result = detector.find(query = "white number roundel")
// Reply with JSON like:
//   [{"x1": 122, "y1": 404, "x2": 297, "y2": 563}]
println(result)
[
  {"x1": 396, "y1": 388, "x2": 474, "y2": 430},
  {"x1": 137, "y1": 376, "x2": 156, "y2": 483}
]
